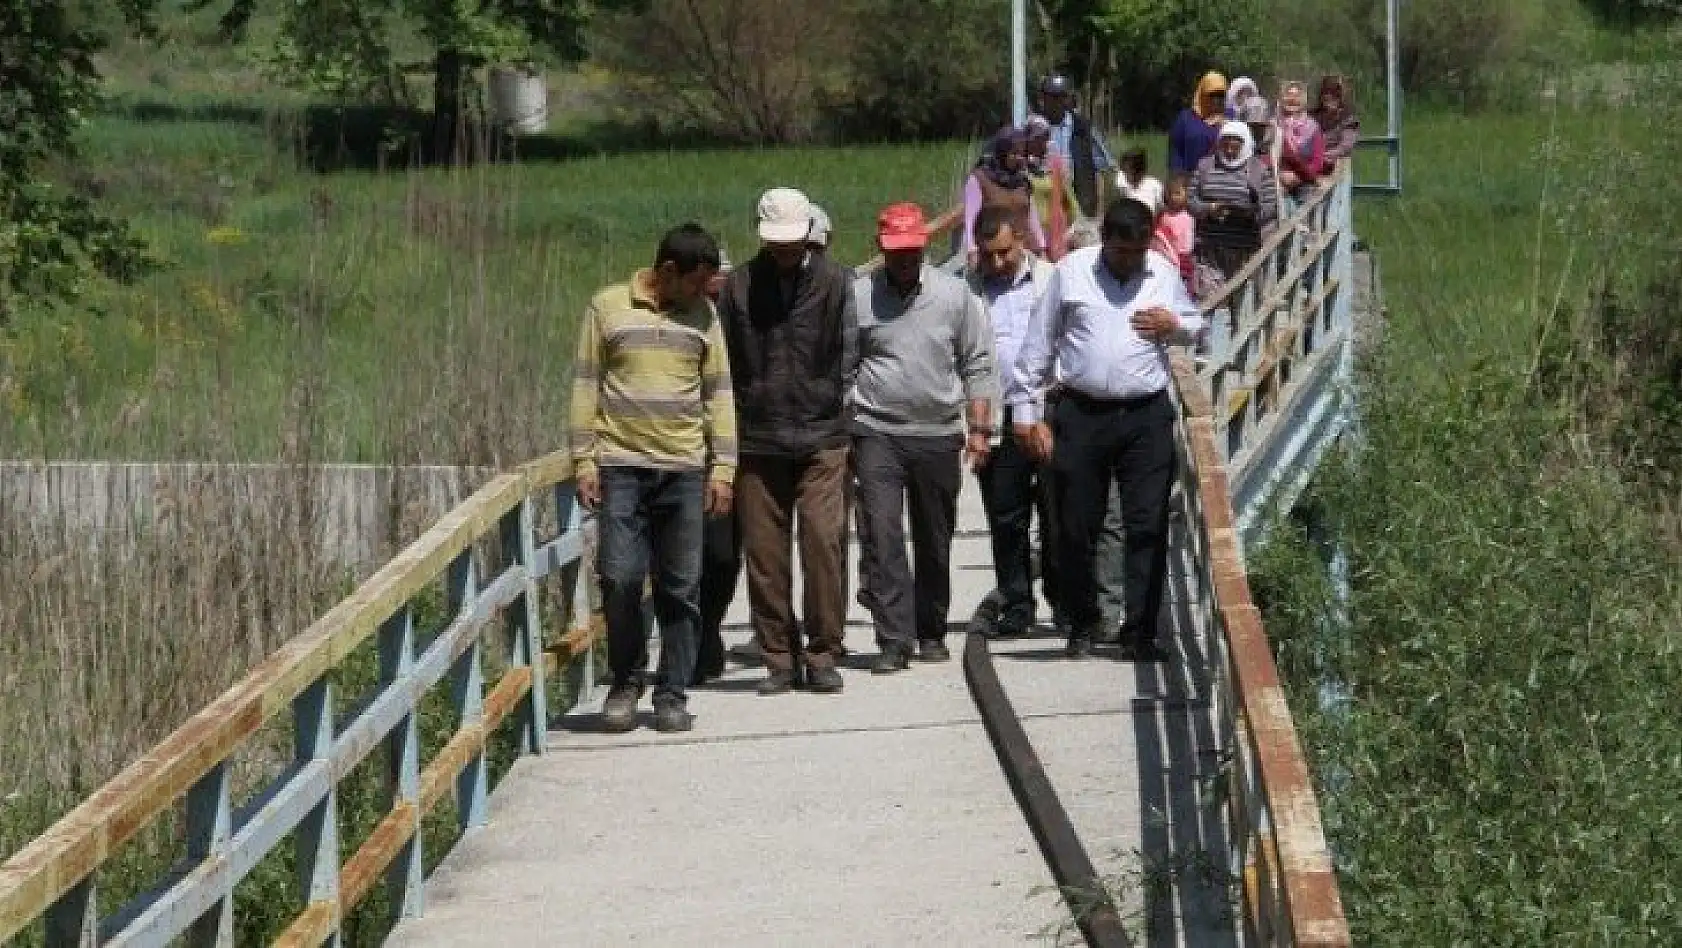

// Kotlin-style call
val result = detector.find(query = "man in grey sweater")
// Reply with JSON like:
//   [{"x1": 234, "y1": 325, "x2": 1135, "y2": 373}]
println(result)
[{"x1": 850, "y1": 202, "x2": 997, "y2": 673}]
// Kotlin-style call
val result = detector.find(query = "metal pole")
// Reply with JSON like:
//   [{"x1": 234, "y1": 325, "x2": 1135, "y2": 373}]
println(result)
[
  {"x1": 1386, "y1": 0, "x2": 1402, "y2": 191},
  {"x1": 1011, "y1": 0, "x2": 1027, "y2": 126}
]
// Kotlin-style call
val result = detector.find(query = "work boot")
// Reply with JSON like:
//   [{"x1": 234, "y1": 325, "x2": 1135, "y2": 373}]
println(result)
[
  {"x1": 757, "y1": 669, "x2": 797, "y2": 696},
  {"x1": 917, "y1": 639, "x2": 951, "y2": 663},
  {"x1": 871, "y1": 644, "x2": 911, "y2": 675},
  {"x1": 806, "y1": 665, "x2": 844, "y2": 694},
  {"x1": 601, "y1": 684, "x2": 640, "y2": 733},
  {"x1": 653, "y1": 696, "x2": 693, "y2": 733}
]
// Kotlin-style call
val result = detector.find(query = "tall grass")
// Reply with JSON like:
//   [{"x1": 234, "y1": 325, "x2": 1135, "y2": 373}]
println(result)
[{"x1": 1250, "y1": 83, "x2": 1682, "y2": 942}]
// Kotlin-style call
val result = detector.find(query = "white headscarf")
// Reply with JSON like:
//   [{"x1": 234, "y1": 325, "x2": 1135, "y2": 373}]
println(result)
[
  {"x1": 1226, "y1": 77, "x2": 1259, "y2": 116},
  {"x1": 1216, "y1": 121, "x2": 1255, "y2": 169}
]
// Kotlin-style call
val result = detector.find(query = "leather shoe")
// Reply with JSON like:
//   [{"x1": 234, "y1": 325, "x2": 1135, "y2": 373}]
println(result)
[
  {"x1": 806, "y1": 665, "x2": 844, "y2": 693},
  {"x1": 757, "y1": 669, "x2": 797, "y2": 695},
  {"x1": 1064, "y1": 637, "x2": 1093, "y2": 659},
  {"x1": 871, "y1": 645, "x2": 911, "y2": 674}
]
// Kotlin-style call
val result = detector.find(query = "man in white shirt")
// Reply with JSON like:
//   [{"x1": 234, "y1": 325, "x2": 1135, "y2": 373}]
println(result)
[
  {"x1": 966, "y1": 206, "x2": 1060, "y2": 639},
  {"x1": 1010, "y1": 199, "x2": 1203, "y2": 660}
]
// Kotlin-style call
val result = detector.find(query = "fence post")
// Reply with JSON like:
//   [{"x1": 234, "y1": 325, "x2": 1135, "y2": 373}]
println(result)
[
  {"x1": 502, "y1": 497, "x2": 547, "y2": 753},
  {"x1": 555, "y1": 481, "x2": 595, "y2": 697},
  {"x1": 43, "y1": 878, "x2": 96, "y2": 948},
  {"x1": 447, "y1": 550, "x2": 489, "y2": 830},
  {"x1": 184, "y1": 761, "x2": 234, "y2": 946},
  {"x1": 378, "y1": 604, "x2": 424, "y2": 921},
  {"x1": 293, "y1": 676, "x2": 341, "y2": 946}
]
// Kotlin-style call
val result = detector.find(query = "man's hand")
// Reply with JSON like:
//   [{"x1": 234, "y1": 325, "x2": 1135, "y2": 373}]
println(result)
[
  {"x1": 705, "y1": 478, "x2": 734, "y2": 516},
  {"x1": 1279, "y1": 169, "x2": 1301, "y2": 190},
  {"x1": 577, "y1": 472, "x2": 600, "y2": 511},
  {"x1": 965, "y1": 430, "x2": 992, "y2": 469},
  {"x1": 1015, "y1": 422, "x2": 1054, "y2": 464},
  {"x1": 1130, "y1": 306, "x2": 1180, "y2": 341}
]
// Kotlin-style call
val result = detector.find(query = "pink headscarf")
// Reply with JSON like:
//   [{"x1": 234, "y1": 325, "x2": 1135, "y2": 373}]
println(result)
[{"x1": 1278, "y1": 82, "x2": 1317, "y2": 154}]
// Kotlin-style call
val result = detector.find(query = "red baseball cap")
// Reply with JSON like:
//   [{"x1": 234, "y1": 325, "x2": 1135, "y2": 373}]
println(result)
[{"x1": 877, "y1": 202, "x2": 929, "y2": 251}]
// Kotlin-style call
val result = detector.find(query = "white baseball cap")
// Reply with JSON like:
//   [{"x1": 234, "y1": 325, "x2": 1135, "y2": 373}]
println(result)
[
  {"x1": 809, "y1": 205, "x2": 832, "y2": 247},
  {"x1": 757, "y1": 187, "x2": 813, "y2": 244}
]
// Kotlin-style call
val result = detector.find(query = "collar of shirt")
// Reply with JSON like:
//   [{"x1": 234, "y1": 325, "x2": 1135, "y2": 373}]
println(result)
[
  {"x1": 877, "y1": 265, "x2": 925, "y2": 305},
  {"x1": 979, "y1": 253, "x2": 1033, "y2": 292}
]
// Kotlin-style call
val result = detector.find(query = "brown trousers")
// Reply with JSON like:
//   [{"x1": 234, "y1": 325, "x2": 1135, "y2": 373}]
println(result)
[{"x1": 738, "y1": 446, "x2": 851, "y2": 672}]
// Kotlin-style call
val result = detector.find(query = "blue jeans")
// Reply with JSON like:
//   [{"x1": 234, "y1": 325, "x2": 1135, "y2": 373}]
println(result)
[{"x1": 597, "y1": 468, "x2": 704, "y2": 703}]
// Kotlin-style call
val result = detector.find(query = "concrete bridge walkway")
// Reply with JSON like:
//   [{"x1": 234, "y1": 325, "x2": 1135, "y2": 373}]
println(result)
[{"x1": 389, "y1": 485, "x2": 1235, "y2": 947}]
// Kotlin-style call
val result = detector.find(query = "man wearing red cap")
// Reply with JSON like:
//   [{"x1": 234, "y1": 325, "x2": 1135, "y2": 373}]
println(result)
[{"x1": 850, "y1": 202, "x2": 997, "y2": 673}]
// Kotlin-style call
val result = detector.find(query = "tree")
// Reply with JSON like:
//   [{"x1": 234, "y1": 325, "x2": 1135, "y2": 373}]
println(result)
[
  {"x1": 216, "y1": 0, "x2": 605, "y2": 162},
  {"x1": 596, "y1": 0, "x2": 849, "y2": 144},
  {"x1": 841, "y1": 0, "x2": 1014, "y2": 140},
  {"x1": 0, "y1": 1, "x2": 154, "y2": 322}
]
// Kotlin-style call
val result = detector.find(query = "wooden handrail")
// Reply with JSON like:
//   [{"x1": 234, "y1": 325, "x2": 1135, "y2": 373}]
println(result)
[
  {"x1": 1197, "y1": 163, "x2": 1351, "y2": 319},
  {"x1": 0, "y1": 449, "x2": 594, "y2": 945}
]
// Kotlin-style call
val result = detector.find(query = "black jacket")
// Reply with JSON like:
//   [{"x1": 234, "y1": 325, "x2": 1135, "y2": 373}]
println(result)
[{"x1": 716, "y1": 251, "x2": 857, "y2": 457}]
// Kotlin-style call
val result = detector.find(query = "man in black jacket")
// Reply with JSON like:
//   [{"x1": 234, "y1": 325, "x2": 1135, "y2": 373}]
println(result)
[
  {"x1": 1035, "y1": 73, "x2": 1116, "y2": 220},
  {"x1": 717, "y1": 188, "x2": 859, "y2": 696}
]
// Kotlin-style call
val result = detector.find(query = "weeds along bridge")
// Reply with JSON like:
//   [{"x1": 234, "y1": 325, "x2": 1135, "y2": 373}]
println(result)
[{"x1": 0, "y1": 165, "x2": 1368, "y2": 947}]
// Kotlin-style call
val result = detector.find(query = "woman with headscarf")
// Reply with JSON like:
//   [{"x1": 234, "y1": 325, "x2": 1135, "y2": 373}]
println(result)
[
  {"x1": 1311, "y1": 75, "x2": 1360, "y2": 164},
  {"x1": 963, "y1": 125, "x2": 1047, "y2": 262},
  {"x1": 1225, "y1": 76, "x2": 1260, "y2": 119},
  {"x1": 1023, "y1": 115, "x2": 1078, "y2": 260},
  {"x1": 1168, "y1": 71, "x2": 1228, "y2": 177},
  {"x1": 1274, "y1": 81, "x2": 1326, "y2": 210},
  {"x1": 1188, "y1": 121, "x2": 1277, "y2": 300}
]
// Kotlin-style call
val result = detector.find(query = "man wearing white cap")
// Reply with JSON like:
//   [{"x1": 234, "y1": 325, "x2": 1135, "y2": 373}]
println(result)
[{"x1": 714, "y1": 188, "x2": 859, "y2": 695}]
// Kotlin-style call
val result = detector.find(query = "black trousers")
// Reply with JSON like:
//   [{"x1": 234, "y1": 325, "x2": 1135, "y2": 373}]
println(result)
[
  {"x1": 696, "y1": 511, "x2": 739, "y2": 674},
  {"x1": 1051, "y1": 389, "x2": 1177, "y2": 645},
  {"x1": 852, "y1": 431, "x2": 962, "y2": 648},
  {"x1": 975, "y1": 416, "x2": 1060, "y2": 633}
]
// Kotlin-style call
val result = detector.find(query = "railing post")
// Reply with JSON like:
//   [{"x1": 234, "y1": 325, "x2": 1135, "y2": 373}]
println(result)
[
  {"x1": 43, "y1": 878, "x2": 96, "y2": 948},
  {"x1": 184, "y1": 761, "x2": 234, "y2": 947},
  {"x1": 447, "y1": 550, "x2": 489, "y2": 830},
  {"x1": 293, "y1": 676, "x2": 341, "y2": 946},
  {"x1": 378, "y1": 604, "x2": 424, "y2": 922},
  {"x1": 501, "y1": 497, "x2": 546, "y2": 753},
  {"x1": 555, "y1": 482, "x2": 595, "y2": 697}
]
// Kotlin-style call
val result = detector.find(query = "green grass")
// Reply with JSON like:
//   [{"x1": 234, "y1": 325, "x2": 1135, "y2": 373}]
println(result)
[{"x1": 1249, "y1": 100, "x2": 1682, "y2": 943}]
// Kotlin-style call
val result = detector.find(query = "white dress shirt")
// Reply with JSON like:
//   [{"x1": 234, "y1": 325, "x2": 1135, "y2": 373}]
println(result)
[
  {"x1": 1008, "y1": 246, "x2": 1202, "y2": 423},
  {"x1": 969, "y1": 253, "x2": 1056, "y2": 431}
]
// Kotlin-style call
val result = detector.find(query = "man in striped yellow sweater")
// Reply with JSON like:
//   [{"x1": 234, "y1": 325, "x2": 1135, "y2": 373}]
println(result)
[{"x1": 570, "y1": 223, "x2": 737, "y2": 733}]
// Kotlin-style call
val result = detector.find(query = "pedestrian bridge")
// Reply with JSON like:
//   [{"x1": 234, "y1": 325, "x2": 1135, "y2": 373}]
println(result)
[{"x1": 0, "y1": 166, "x2": 1365, "y2": 947}]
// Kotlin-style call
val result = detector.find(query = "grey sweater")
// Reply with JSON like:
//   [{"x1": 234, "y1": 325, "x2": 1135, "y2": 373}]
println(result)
[{"x1": 848, "y1": 265, "x2": 997, "y2": 438}]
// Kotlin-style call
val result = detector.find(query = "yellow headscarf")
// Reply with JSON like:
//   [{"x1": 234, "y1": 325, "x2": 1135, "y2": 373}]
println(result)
[{"x1": 1192, "y1": 71, "x2": 1229, "y2": 122}]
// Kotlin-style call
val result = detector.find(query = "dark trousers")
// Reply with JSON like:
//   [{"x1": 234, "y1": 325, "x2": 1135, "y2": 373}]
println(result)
[
  {"x1": 852, "y1": 432, "x2": 962, "y2": 649},
  {"x1": 738, "y1": 447, "x2": 851, "y2": 672},
  {"x1": 1051, "y1": 390, "x2": 1177, "y2": 645},
  {"x1": 597, "y1": 468, "x2": 704, "y2": 702},
  {"x1": 696, "y1": 511, "x2": 739, "y2": 674},
  {"x1": 975, "y1": 421, "x2": 1059, "y2": 633}
]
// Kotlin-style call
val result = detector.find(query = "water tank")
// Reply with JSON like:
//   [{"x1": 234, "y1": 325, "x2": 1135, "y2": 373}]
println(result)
[{"x1": 488, "y1": 65, "x2": 548, "y2": 136}]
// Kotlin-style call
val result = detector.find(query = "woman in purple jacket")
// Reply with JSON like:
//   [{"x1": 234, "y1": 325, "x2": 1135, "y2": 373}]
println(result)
[{"x1": 1168, "y1": 71, "x2": 1229, "y2": 177}]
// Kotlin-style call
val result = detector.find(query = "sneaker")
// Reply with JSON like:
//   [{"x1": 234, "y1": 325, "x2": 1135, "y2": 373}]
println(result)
[
  {"x1": 757, "y1": 669, "x2": 797, "y2": 696},
  {"x1": 871, "y1": 645, "x2": 911, "y2": 675},
  {"x1": 601, "y1": 684, "x2": 640, "y2": 733},
  {"x1": 653, "y1": 697, "x2": 693, "y2": 733},
  {"x1": 917, "y1": 639, "x2": 952, "y2": 663},
  {"x1": 806, "y1": 665, "x2": 844, "y2": 694},
  {"x1": 1064, "y1": 637, "x2": 1093, "y2": 659}
]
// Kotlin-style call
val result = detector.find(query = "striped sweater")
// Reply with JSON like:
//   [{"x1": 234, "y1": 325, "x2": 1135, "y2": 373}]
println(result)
[
  {"x1": 569, "y1": 269, "x2": 737, "y2": 483},
  {"x1": 1188, "y1": 155, "x2": 1277, "y2": 251}
]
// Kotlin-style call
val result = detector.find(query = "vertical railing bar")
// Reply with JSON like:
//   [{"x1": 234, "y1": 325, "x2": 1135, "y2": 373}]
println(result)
[
  {"x1": 183, "y1": 761, "x2": 234, "y2": 947},
  {"x1": 502, "y1": 498, "x2": 547, "y2": 754},
  {"x1": 378, "y1": 604, "x2": 423, "y2": 922},
  {"x1": 293, "y1": 675, "x2": 341, "y2": 946},
  {"x1": 43, "y1": 878, "x2": 97, "y2": 948},
  {"x1": 447, "y1": 550, "x2": 489, "y2": 830}
]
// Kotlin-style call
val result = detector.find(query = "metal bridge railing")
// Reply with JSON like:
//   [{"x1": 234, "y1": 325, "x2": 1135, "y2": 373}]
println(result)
[
  {"x1": 1163, "y1": 164, "x2": 1356, "y2": 947},
  {"x1": 0, "y1": 452, "x2": 599, "y2": 947}
]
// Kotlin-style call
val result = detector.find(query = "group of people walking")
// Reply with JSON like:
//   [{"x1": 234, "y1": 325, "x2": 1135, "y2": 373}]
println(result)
[{"x1": 569, "y1": 72, "x2": 1356, "y2": 733}]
